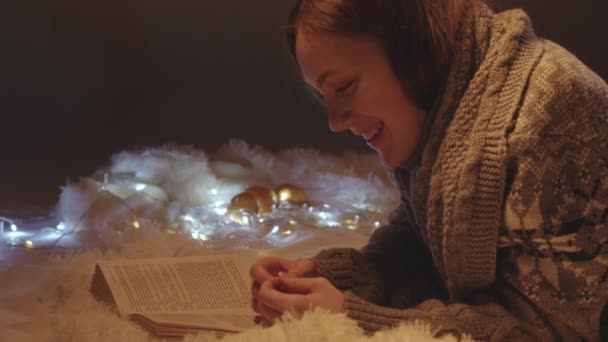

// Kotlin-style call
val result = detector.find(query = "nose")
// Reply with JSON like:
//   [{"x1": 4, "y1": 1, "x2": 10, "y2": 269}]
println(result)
[{"x1": 327, "y1": 108, "x2": 352, "y2": 133}]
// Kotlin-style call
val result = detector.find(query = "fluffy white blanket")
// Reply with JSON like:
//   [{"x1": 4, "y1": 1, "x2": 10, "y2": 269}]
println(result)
[{"x1": 0, "y1": 142, "x2": 470, "y2": 342}]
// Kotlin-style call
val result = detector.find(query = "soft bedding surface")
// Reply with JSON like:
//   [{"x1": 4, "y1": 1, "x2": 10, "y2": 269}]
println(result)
[{"x1": 0, "y1": 142, "x2": 470, "y2": 342}]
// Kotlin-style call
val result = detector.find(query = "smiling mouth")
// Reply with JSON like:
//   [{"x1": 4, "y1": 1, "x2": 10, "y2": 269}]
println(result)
[{"x1": 363, "y1": 122, "x2": 383, "y2": 142}]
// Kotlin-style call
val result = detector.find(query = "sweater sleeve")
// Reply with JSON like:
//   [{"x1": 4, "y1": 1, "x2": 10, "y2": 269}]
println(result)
[
  {"x1": 343, "y1": 291, "x2": 535, "y2": 341},
  {"x1": 312, "y1": 200, "x2": 444, "y2": 306}
]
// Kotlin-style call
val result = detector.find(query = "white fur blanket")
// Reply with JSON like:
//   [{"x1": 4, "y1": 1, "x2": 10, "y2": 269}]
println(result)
[{"x1": 0, "y1": 142, "x2": 471, "y2": 342}]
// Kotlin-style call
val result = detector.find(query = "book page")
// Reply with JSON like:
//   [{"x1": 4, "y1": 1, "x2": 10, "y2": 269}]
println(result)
[
  {"x1": 97, "y1": 254, "x2": 254, "y2": 316},
  {"x1": 131, "y1": 313, "x2": 257, "y2": 336}
]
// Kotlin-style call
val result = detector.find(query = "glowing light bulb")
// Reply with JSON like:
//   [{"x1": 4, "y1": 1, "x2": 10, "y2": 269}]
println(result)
[
  {"x1": 317, "y1": 212, "x2": 330, "y2": 220},
  {"x1": 288, "y1": 219, "x2": 297, "y2": 225},
  {"x1": 227, "y1": 211, "x2": 252, "y2": 225},
  {"x1": 374, "y1": 221, "x2": 382, "y2": 229},
  {"x1": 25, "y1": 240, "x2": 34, "y2": 248},
  {"x1": 283, "y1": 230, "x2": 292, "y2": 235},
  {"x1": 10, "y1": 224, "x2": 17, "y2": 232},
  {"x1": 213, "y1": 207, "x2": 227, "y2": 215},
  {"x1": 57, "y1": 222, "x2": 66, "y2": 231},
  {"x1": 271, "y1": 226, "x2": 280, "y2": 234},
  {"x1": 325, "y1": 220, "x2": 340, "y2": 228},
  {"x1": 134, "y1": 184, "x2": 147, "y2": 191},
  {"x1": 132, "y1": 220, "x2": 140, "y2": 229},
  {"x1": 211, "y1": 188, "x2": 218, "y2": 196}
]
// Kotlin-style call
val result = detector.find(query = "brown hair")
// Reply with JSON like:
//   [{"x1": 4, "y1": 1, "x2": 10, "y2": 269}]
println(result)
[{"x1": 286, "y1": 0, "x2": 483, "y2": 109}]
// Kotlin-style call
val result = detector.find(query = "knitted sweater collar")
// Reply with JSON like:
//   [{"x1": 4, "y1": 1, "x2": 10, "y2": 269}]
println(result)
[
  {"x1": 391, "y1": 5, "x2": 493, "y2": 176},
  {"x1": 411, "y1": 7, "x2": 541, "y2": 299}
]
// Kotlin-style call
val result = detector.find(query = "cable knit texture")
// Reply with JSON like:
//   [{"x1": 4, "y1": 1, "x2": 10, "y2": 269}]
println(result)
[{"x1": 312, "y1": 6, "x2": 608, "y2": 341}]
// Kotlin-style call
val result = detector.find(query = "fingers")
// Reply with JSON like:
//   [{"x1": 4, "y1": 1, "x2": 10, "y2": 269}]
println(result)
[
  {"x1": 252, "y1": 281, "x2": 282, "y2": 327},
  {"x1": 257, "y1": 278, "x2": 310, "y2": 313},
  {"x1": 274, "y1": 277, "x2": 345, "y2": 314},
  {"x1": 250, "y1": 257, "x2": 324, "y2": 320},
  {"x1": 255, "y1": 300, "x2": 282, "y2": 326},
  {"x1": 279, "y1": 276, "x2": 323, "y2": 294},
  {"x1": 284, "y1": 258, "x2": 318, "y2": 278},
  {"x1": 249, "y1": 257, "x2": 318, "y2": 284},
  {"x1": 250, "y1": 257, "x2": 296, "y2": 283},
  {"x1": 250, "y1": 257, "x2": 289, "y2": 306},
  {"x1": 251, "y1": 280, "x2": 261, "y2": 297},
  {"x1": 251, "y1": 282, "x2": 260, "y2": 313},
  {"x1": 252, "y1": 282, "x2": 282, "y2": 327},
  {"x1": 249, "y1": 257, "x2": 276, "y2": 283}
]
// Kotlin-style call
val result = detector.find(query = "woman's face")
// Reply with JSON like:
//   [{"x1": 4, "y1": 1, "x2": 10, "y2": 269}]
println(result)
[{"x1": 295, "y1": 28, "x2": 426, "y2": 168}]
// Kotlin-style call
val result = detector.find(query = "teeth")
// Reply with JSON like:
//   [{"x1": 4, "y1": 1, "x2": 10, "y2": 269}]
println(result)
[{"x1": 363, "y1": 122, "x2": 382, "y2": 141}]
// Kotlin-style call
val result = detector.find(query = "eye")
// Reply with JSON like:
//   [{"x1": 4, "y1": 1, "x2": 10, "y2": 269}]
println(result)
[
  {"x1": 336, "y1": 78, "x2": 359, "y2": 96},
  {"x1": 335, "y1": 80, "x2": 355, "y2": 94}
]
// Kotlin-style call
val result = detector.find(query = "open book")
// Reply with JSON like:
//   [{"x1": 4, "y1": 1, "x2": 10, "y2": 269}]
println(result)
[{"x1": 90, "y1": 254, "x2": 258, "y2": 337}]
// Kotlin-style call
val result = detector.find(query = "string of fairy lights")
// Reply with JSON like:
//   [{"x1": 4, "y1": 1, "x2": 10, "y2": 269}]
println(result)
[
  {"x1": 1, "y1": 172, "x2": 387, "y2": 249},
  {"x1": 1, "y1": 215, "x2": 66, "y2": 248},
  {"x1": 0, "y1": 217, "x2": 18, "y2": 233}
]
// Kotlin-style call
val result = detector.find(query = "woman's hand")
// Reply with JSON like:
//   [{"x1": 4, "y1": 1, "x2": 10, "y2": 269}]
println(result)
[
  {"x1": 250, "y1": 257, "x2": 319, "y2": 301},
  {"x1": 250, "y1": 257, "x2": 319, "y2": 284},
  {"x1": 250, "y1": 257, "x2": 320, "y2": 325},
  {"x1": 255, "y1": 276, "x2": 345, "y2": 325}
]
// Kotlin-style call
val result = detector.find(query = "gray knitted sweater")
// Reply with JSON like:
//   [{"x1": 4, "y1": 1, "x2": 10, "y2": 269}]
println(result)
[{"x1": 312, "y1": 7, "x2": 608, "y2": 341}]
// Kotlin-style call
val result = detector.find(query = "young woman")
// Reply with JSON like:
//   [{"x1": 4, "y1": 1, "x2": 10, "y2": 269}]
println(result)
[{"x1": 250, "y1": 0, "x2": 608, "y2": 340}]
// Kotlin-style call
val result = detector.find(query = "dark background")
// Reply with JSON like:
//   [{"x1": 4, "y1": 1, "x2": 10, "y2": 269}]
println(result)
[{"x1": 1, "y1": 0, "x2": 607, "y2": 216}]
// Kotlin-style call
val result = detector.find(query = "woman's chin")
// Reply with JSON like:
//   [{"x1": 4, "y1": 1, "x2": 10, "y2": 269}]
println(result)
[
  {"x1": 378, "y1": 148, "x2": 411, "y2": 168},
  {"x1": 378, "y1": 153, "x2": 399, "y2": 168}
]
